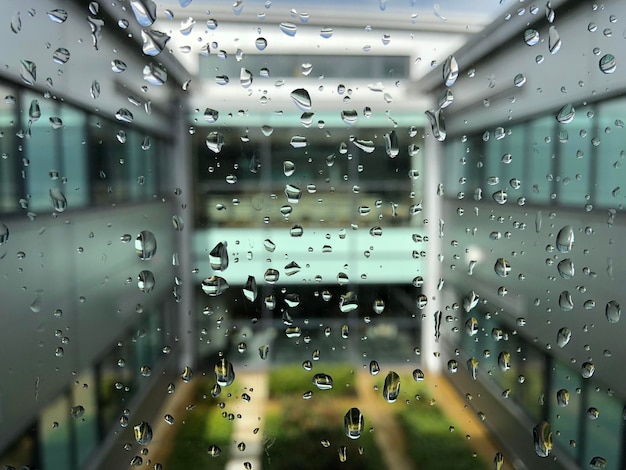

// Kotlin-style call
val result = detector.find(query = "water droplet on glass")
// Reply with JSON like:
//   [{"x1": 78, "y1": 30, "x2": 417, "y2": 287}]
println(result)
[
  {"x1": 202, "y1": 276, "x2": 229, "y2": 296},
  {"x1": 49, "y1": 188, "x2": 67, "y2": 212},
  {"x1": 264, "y1": 268, "x2": 279, "y2": 284},
  {"x1": 280, "y1": 22, "x2": 297, "y2": 36},
  {"x1": 133, "y1": 421, "x2": 153, "y2": 445},
  {"x1": 442, "y1": 55, "x2": 458, "y2": 87},
  {"x1": 383, "y1": 371, "x2": 400, "y2": 403},
  {"x1": 513, "y1": 74, "x2": 526, "y2": 87},
  {"x1": 208, "y1": 445, "x2": 221, "y2": 458},
  {"x1": 214, "y1": 357, "x2": 235, "y2": 386},
  {"x1": 47, "y1": 9, "x2": 68, "y2": 23},
  {"x1": 255, "y1": 37, "x2": 267, "y2": 51},
  {"x1": 141, "y1": 29, "x2": 170, "y2": 56},
  {"x1": 312, "y1": 373, "x2": 333, "y2": 390},
  {"x1": 384, "y1": 130, "x2": 399, "y2": 158},
  {"x1": 556, "y1": 225, "x2": 574, "y2": 252},
  {"x1": 206, "y1": 132, "x2": 225, "y2": 153},
  {"x1": 556, "y1": 104, "x2": 575, "y2": 124},
  {"x1": 466, "y1": 357, "x2": 479, "y2": 379},
  {"x1": 558, "y1": 290, "x2": 574, "y2": 311},
  {"x1": 524, "y1": 29, "x2": 540, "y2": 46},
  {"x1": 289, "y1": 225, "x2": 303, "y2": 237},
  {"x1": 344, "y1": 408, "x2": 364, "y2": 439},
  {"x1": 70, "y1": 405, "x2": 85, "y2": 419},
  {"x1": 533, "y1": 421, "x2": 552, "y2": 457},
  {"x1": 353, "y1": 139, "x2": 375, "y2": 153},
  {"x1": 115, "y1": 108, "x2": 133, "y2": 123},
  {"x1": 135, "y1": 230, "x2": 157, "y2": 260},
  {"x1": 143, "y1": 63, "x2": 167, "y2": 85},
  {"x1": 599, "y1": 54, "x2": 616, "y2": 74},
  {"x1": 557, "y1": 258, "x2": 574, "y2": 279},
  {"x1": 548, "y1": 26, "x2": 561, "y2": 53},
  {"x1": 373, "y1": 299, "x2": 385, "y2": 314},
  {"x1": 209, "y1": 242, "x2": 229, "y2": 271},
  {"x1": 130, "y1": 0, "x2": 157, "y2": 27},
  {"x1": 20, "y1": 60, "x2": 36, "y2": 86},
  {"x1": 0, "y1": 224, "x2": 8, "y2": 245},
  {"x1": 339, "y1": 292, "x2": 358, "y2": 313},
  {"x1": 137, "y1": 270, "x2": 155, "y2": 293},
  {"x1": 49, "y1": 117, "x2": 63, "y2": 129},
  {"x1": 494, "y1": 258, "x2": 511, "y2": 277},
  {"x1": 290, "y1": 135, "x2": 307, "y2": 148},
  {"x1": 556, "y1": 389, "x2": 569, "y2": 407},
  {"x1": 341, "y1": 110, "x2": 359, "y2": 125},
  {"x1": 242, "y1": 276, "x2": 257, "y2": 301},
  {"x1": 556, "y1": 327, "x2": 571, "y2": 348},
  {"x1": 320, "y1": 27, "x2": 333, "y2": 38},
  {"x1": 589, "y1": 456, "x2": 607, "y2": 468},
  {"x1": 369, "y1": 361, "x2": 380, "y2": 376},
  {"x1": 498, "y1": 352, "x2": 511, "y2": 371},
  {"x1": 425, "y1": 109, "x2": 446, "y2": 141},
  {"x1": 605, "y1": 300, "x2": 621, "y2": 324},
  {"x1": 581, "y1": 362, "x2": 595, "y2": 378},
  {"x1": 11, "y1": 12, "x2": 21, "y2": 34}
]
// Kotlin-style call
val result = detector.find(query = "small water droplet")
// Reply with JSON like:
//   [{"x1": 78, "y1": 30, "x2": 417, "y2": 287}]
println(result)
[
  {"x1": 425, "y1": 109, "x2": 446, "y2": 141},
  {"x1": 556, "y1": 389, "x2": 569, "y2": 407},
  {"x1": 605, "y1": 300, "x2": 621, "y2": 323},
  {"x1": 524, "y1": 29, "x2": 540, "y2": 46},
  {"x1": 255, "y1": 37, "x2": 267, "y2": 51},
  {"x1": 47, "y1": 9, "x2": 68, "y2": 23},
  {"x1": 20, "y1": 60, "x2": 37, "y2": 86},
  {"x1": 599, "y1": 54, "x2": 616, "y2": 74}
]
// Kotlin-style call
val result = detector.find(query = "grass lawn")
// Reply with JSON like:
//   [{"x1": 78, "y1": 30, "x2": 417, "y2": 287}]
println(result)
[
  {"x1": 263, "y1": 398, "x2": 385, "y2": 470},
  {"x1": 166, "y1": 388, "x2": 234, "y2": 470},
  {"x1": 395, "y1": 390, "x2": 486, "y2": 470}
]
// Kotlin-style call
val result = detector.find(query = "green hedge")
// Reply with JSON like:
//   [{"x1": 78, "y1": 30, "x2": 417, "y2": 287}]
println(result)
[{"x1": 263, "y1": 399, "x2": 385, "y2": 470}]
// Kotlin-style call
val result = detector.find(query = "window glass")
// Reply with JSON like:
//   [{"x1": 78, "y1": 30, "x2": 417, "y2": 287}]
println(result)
[{"x1": 525, "y1": 116, "x2": 554, "y2": 204}]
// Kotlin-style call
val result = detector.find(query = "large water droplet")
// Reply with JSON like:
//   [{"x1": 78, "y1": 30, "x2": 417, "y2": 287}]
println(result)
[
  {"x1": 290, "y1": 135, "x2": 307, "y2": 148},
  {"x1": 383, "y1": 371, "x2": 400, "y2": 402},
  {"x1": 202, "y1": 276, "x2": 229, "y2": 296},
  {"x1": 284, "y1": 184, "x2": 301, "y2": 203},
  {"x1": 498, "y1": 352, "x2": 511, "y2": 371},
  {"x1": 463, "y1": 291, "x2": 479, "y2": 312},
  {"x1": 133, "y1": 421, "x2": 153, "y2": 445},
  {"x1": 605, "y1": 300, "x2": 621, "y2": 324},
  {"x1": 533, "y1": 421, "x2": 552, "y2": 457},
  {"x1": 141, "y1": 29, "x2": 170, "y2": 56},
  {"x1": 557, "y1": 259, "x2": 574, "y2": 279},
  {"x1": 556, "y1": 327, "x2": 572, "y2": 348},
  {"x1": 466, "y1": 357, "x2": 479, "y2": 379},
  {"x1": 589, "y1": 456, "x2": 607, "y2": 469},
  {"x1": 599, "y1": 54, "x2": 616, "y2": 74},
  {"x1": 548, "y1": 26, "x2": 561, "y2": 54},
  {"x1": 0, "y1": 224, "x2": 8, "y2": 245},
  {"x1": 115, "y1": 108, "x2": 133, "y2": 123},
  {"x1": 84, "y1": 16, "x2": 103, "y2": 51},
  {"x1": 494, "y1": 258, "x2": 511, "y2": 277},
  {"x1": 353, "y1": 139, "x2": 375, "y2": 153},
  {"x1": 442, "y1": 55, "x2": 458, "y2": 87},
  {"x1": 143, "y1": 63, "x2": 167, "y2": 85},
  {"x1": 289, "y1": 88, "x2": 311, "y2": 111},
  {"x1": 130, "y1": 0, "x2": 157, "y2": 27},
  {"x1": 581, "y1": 362, "x2": 595, "y2": 378},
  {"x1": 280, "y1": 22, "x2": 297, "y2": 36},
  {"x1": 339, "y1": 292, "x2": 358, "y2": 313},
  {"x1": 49, "y1": 188, "x2": 67, "y2": 212},
  {"x1": 209, "y1": 242, "x2": 229, "y2": 271},
  {"x1": 465, "y1": 317, "x2": 478, "y2": 336},
  {"x1": 20, "y1": 60, "x2": 36, "y2": 86},
  {"x1": 313, "y1": 373, "x2": 333, "y2": 390},
  {"x1": 425, "y1": 109, "x2": 446, "y2": 141},
  {"x1": 369, "y1": 361, "x2": 380, "y2": 376},
  {"x1": 556, "y1": 225, "x2": 574, "y2": 252},
  {"x1": 243, "y1": 276, "x2": 257, "y2": 301},
  {"x1": 344, "y1": 408, "x2": 364, "y2": 439},
  {"x1": 524, "y1": 29, "x2": 540, "y2": 46},
  {"x1": 255, "y1": 37, "x2": 267, "y2": 51},
  {"x1": 47, "y1": 9, "x2": 68, "y2": 23},
  {"x1": 135, "y1": 231, "x2": 157, "y2": 260},
  {"x1": 556, "y1": 104, "x2": 575, "y2": 124},
  {"x1": 206, "y1": 132, "x2": 225, "y2": 153},
  {"x1": 52, "y1": 48, "x2": 70, "y2": 65},
  {"x1": 264, "y1": 268, "x2": 280, "y2": 284},
  {"x1": 214, "y1": 357, "x2": 235, "y2": 386},
  {"x1": 138, "y1": 270, "x2": 155, "y2": 293},
  {"x1": 556, "y1": 389, "x2": 569, "y2": 407},
  {"x1": 558, "y1": 291, "x2": 574, "y2": 311},
  {"x1": 11, "y1": 13, "x2": 22, "y2": 34},
  {"x1": 384, "y1": 130, "x2": 399, "y2": 158}
]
